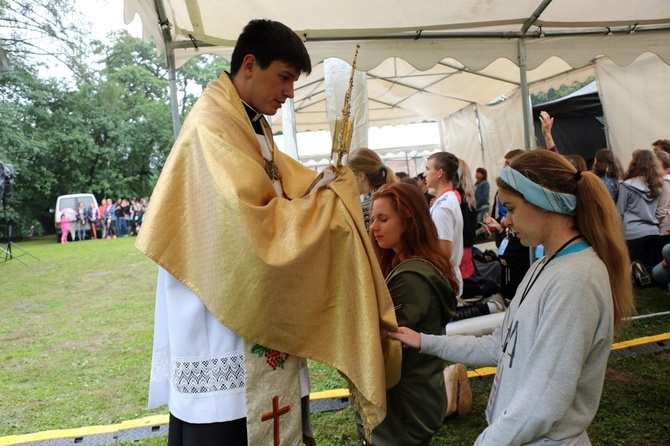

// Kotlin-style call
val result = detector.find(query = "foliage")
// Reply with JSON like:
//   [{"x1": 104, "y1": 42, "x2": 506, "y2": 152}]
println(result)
[
  {"x1": 0, "y1": 21, "x2": 225, "y2": 234},
  {"x1": 176, "y1": 55, "x2": 230, "y2": 117},
  {"x1": 0, "y1": 0, "x2": 91, "y2": 80},
  {"x1": 531, "y1": 76, "x2": 597, "y2": 106}
]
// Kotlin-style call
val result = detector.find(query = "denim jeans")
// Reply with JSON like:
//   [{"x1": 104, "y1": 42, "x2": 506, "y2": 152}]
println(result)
[
  {"x1": 116, "y1": 217, "x2": 128, "y2": 236},
  {"x1": 77, "y1": 221, "x2": 86, "y2": 240},
  {"x1": 651, "y1": 243, "x2": 670, "y2": 285}
]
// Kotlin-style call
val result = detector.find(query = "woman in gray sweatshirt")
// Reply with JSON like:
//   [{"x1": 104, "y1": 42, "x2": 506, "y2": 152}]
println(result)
[
  {"x1": 389, "y1": 150, "x2": 634, "y2": 446},
  {"x1": 617, "y1": 148, "x2": 663, "y2": 274}
]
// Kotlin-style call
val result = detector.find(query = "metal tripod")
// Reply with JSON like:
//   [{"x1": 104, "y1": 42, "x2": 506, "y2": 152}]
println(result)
[{"x1": 2, "y1": 206, "x2": 39, "y2": 265}]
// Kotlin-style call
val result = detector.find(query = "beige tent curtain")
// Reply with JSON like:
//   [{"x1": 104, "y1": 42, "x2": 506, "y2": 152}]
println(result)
[
  {"x1": 279, "y1": 99, "x2": 299, "y2": 158},
  {"x1": 439, "y1": 90, "x2": 526, "y2": 191},
  {"x1": 596, "y1": 53, "x2": 670, "y2": 166},
  {"x1": 439, "y1": 105, "x2": 481, "y2": 169}
]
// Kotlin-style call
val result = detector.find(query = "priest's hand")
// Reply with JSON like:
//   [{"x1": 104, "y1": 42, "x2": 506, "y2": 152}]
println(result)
[
  {"x1": 305, "y1": 167, "x2": 336, "y2": 196},
  {"x1": 388, "y1": 326, "x2": 421, "y2": 349}
]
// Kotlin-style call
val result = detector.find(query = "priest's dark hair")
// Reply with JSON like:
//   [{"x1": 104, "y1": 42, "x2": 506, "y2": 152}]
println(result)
[{"x1": 231, "y1": 19, "x2": 312, "y2": 76}]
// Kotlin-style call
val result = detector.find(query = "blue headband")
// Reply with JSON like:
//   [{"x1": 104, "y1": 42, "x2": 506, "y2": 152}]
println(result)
[{"x1": 499, "y1": 166, "x2": 577, "y2": 216}]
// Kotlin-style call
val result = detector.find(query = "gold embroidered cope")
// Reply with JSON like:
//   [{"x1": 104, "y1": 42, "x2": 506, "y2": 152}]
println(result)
[{"x1": 136, "y1": 72, "x2": 401, "y2": 440}]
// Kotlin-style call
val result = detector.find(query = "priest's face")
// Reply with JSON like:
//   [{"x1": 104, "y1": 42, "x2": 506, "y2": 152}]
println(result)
[
  {"x1": 244, "y1": 56, "x2": 300, "y2": 115},
  {"x1": 370, "y1": 197, "x2": 405, "y2": 255}
]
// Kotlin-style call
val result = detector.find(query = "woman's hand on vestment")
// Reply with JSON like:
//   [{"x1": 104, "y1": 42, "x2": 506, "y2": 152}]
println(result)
[{"x1": 388, "y1": 326, "x2": 421, "y2": 349}]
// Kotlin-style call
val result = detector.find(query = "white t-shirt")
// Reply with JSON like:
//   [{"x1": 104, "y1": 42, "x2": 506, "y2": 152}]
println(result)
[{"x1": 430, "y1": 190, "x2": 464, "y2": 296}]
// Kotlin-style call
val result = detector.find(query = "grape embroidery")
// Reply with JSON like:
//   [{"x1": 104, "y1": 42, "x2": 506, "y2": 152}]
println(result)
[{"x1": 251, "y1": 344, "x2": 290, "y2": 370}]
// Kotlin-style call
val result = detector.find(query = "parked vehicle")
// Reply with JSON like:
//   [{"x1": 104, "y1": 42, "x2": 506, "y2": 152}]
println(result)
[{"x1": 53, "y1": 194, "x2": 99, "y2": 242}]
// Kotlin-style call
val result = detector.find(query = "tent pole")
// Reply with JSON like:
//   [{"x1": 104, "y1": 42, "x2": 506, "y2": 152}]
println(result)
[
  {"x1": 473, "y1": 104, "x2": 485, "y2": 164},
  {"x1": 595, "y1": 74, "x2": 614, "y2": 151},
  {"x1": 517, "y1": 0, "x2": 553, "y2": 150},
  {"x1": 438, "y1": 120, "x2": 446, "y2": 151},
  {"x1": 518, "y1": 37, "x2": 533, "y2": 150},
  {"x1": 154, "y1": 0, "x2": 181, "y2": 140},
  {"x1": 166, "y1": 46, "x2": 182, "y2": 140},
  {"x1": 518, "y1": 37, "x2": 537, "y2": 266}
]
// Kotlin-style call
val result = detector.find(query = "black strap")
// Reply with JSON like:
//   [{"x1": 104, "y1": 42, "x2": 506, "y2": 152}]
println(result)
[{"x1": 516, "y1": 234, "x2": 582, "y2": 308}]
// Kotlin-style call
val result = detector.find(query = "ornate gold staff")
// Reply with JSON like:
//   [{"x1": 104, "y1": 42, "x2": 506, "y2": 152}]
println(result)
[{"x1": 330, "y1": 44, "x2": 360, "y2": 168}]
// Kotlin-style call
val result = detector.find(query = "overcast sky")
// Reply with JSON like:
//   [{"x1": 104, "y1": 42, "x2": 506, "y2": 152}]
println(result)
[{"x1": 77, "y1": 0, "x2": 142, "y2": 40}]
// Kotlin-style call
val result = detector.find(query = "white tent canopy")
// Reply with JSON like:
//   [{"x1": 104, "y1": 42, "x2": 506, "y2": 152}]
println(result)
[
  {"x1": 124, "y1": 0, "x2": 670, "y2": 71},
  {"x1": 123, "y1": 0, "x2": 670, "y2": 176}
]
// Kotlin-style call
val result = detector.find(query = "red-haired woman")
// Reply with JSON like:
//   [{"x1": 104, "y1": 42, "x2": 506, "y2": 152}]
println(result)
[{"x1": 355, "y1": 182, "x2": 469, "y2": 445}]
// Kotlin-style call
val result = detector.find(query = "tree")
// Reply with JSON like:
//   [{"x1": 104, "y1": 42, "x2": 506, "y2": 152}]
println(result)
[
  {"x1": 0, "y1": 63, "x2": 87, "y2": 233},
  {"x1": 177, "y1": 55, "x2": 230, "y2": 117},
  {"x1": 0, "y1": 0, "x2": 92, "y2": 80},
  {"x1": 531, "y1": 76, "x2": 597, "y2": 105},
  {"x1": 0, "y1": 27, "x2": 227, "y2": 236}
]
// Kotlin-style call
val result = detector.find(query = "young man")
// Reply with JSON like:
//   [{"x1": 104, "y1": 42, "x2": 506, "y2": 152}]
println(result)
[
  {"x1": 136, "y1": 19, "x2": 400, "y2": 446},
  {"x1": 424, "y1": 152, "x2": 464, "y2": 297}
]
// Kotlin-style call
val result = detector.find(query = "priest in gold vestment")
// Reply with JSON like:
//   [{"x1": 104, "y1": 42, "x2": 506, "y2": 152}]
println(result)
[{"x1": 136, "y1": 19, "x2": 401, "y2": 446}]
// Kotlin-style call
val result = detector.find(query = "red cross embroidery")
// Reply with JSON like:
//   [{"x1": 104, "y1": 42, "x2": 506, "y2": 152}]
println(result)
[{"x1": 261, "y1": 395, "x2": 291, "y2": 445}]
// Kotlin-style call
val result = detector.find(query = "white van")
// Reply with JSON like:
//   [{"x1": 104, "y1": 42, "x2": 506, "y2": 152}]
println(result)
[{"x1": 54, "y1": 194, "x2": 99, "y2": 242}]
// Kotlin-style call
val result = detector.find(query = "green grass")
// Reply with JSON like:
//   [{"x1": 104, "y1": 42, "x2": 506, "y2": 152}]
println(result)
[{"x1": 1, "y1": 237, "x2": 669, "y2": 445}]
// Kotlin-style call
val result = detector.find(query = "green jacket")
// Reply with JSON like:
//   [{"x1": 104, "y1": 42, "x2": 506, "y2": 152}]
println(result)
[{"x1": 360, "y1": 259, "x2": 457, "y2": 445}]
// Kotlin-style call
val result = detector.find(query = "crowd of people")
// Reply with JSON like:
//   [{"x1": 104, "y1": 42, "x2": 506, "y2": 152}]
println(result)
[
  {"x1": 332, "y1": 119, "x2": 667, "y2": 443},
  {"x1": 584, "y1": 140, "x2": 670, "y2": 289},
  {"x1": 59, "y1": 197, "x2": 148, "y2": 243},
  {"x1": 129, "y1": 17, "x2": 656, "y2": 446}
]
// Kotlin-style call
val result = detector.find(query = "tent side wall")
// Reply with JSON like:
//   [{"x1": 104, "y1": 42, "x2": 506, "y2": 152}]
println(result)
[
  {"x1": 596, "y1": 53, "x2": 670, "y2": 166},
  {"x1": 438, "y1": 91, "x2": 526, "y2": 205}
]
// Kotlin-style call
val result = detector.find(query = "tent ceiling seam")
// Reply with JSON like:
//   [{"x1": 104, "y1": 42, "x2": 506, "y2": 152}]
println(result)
[
  {"x1": 366, "y1": 71, "x2": 456, "y2": 94},
  {"x1": 166, "y1": 26, "x2": 670, "y2": 54},
  {"x1": 300, "y1": 24, "x2": 670, "y2": 42},
  {"x1": 368, "y1": 71, "x2": 474, "y2": 109}
]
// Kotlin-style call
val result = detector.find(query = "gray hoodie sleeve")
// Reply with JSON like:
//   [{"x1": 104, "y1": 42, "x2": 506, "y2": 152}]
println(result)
[
  {"x1": 420, "y1": 323, "x2": 503, "y2": 367},
  {"x1": 616, "y1": 182, "x2": 628, "y2": 218}
]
